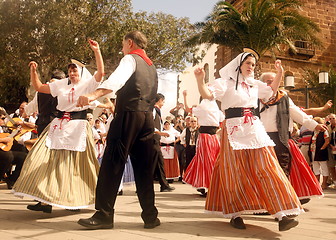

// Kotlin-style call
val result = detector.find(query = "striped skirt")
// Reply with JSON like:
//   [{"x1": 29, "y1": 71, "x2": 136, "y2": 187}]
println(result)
[
  {"x1": 183, "y1": 133, "x2": 220, "y2": 189},
  {"x1": 123, "y1": 156, "x2": 135, "y2": 184},
  {"x1": 205, "y1": 123, "x2": 302, "y2": 218},
  {"x1": 288, "y1": 139, "x2": 323, "y2": 199},
  {"x1": 12, "y1": 123, "x2": 99, "y2": 209},
  {"x1": 161, "y1": 146, "x2": 180, "y2": 180}
]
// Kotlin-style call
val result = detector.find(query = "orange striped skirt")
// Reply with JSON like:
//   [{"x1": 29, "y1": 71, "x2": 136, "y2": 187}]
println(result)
[
  {"x1": 161, "y1": 146, "x2": 180, "y2": 180},
  {"x1": 205, "y1": 123, "x2": 302, "y2": 218}
]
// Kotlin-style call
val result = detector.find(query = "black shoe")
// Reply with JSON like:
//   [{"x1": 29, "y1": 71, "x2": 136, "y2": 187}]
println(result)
[
  {"x1": 197, "y1": 188, "x2": 207, "y2": 197},
  {"x1": 230, "y1": 217, "x2": 246, "y2": 229},
  {"x1": 66, "y1": 209, "x2": 81, "y2": 212},
  {"x1": 160, "y1": 186, "x2": 175, "y2": 192},
  {"x1": 144, "y1": 218, "x2": 160, "y2": 229},
  {"x1": 27, "y1": 202, "x2": 52, "y2": 213},
  {"x1": 253, "y1": 212, "x2": 270, "y2": 215},
  {"x1": 78, "y1": 215, "x2": 113, "y2": 230},
  {"x1": 279, "y1": 216, "x2": 299, "y2": 231},
  {"x1": 167, "y1": 179, "x2": 174, "y2": 184},
  {"x1": 4, "y1": 178, "x2": 14, "y2": 190},
  {"x1": 299, "y1": 198, "x2": 310, "y2": 205},
  {"x1": 118, "y1": 190, "x2": 123, "y2": 195}
]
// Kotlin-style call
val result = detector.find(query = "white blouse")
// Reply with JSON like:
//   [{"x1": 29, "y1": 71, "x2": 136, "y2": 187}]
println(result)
[
  {"x1": 192, "y1": 99, "x2": 224, "y2": 127},
  {"x1": 209, "y1": 77, "x2": 275, "y2": 150},
  {"x1": 46, "y1": 76, "x2": 100, "y2": 152}
]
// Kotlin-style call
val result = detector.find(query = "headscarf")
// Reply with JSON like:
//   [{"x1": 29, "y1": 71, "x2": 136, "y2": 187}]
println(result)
[
  {"x1": 219, "y1": 48, "x2": 259, "y2": 90},
  {"x1": 70, "y1": 59, "x2": 93, "y2": 81}
]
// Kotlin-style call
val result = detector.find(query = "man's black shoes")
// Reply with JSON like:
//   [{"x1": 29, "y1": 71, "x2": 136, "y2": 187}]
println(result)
[
  {"x1": 78, "y1": 216, "x2": 113, "y2": 230},
  {"x1": 160, "y1": 186, "x2": 175, "y2": 192},
  {"x1": 144, "y1": 218, "x2": 160, "y2": 229}
]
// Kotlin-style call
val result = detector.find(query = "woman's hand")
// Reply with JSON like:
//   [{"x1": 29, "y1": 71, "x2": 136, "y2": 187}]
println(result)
[
  {"x1": 194, "y1": 67, "x2": 205, "y2": 83},
  {"x1": 274, "y1": 59, "x2": 283, "y2": 74},
  {"x1": 88, "y1": 39, "x2": 100, "y2": 52},
  {"x1": 29, "y1": 61, "x2": 38, "y2": 71}
]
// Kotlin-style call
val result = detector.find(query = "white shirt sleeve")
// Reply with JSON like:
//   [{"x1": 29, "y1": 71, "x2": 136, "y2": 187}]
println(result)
[
  {"x1": 98, "y1": 55, "x2": 136, "y2": 92},
  {"x1": 25, "y1": 93, "x2": 38, "y2": 115},
  {"x1": 180, "y1": 129, "x2": 186, "y2": 145},
  {"x1": 289, "y1": 97, "x2": 318, "y2": 131}
]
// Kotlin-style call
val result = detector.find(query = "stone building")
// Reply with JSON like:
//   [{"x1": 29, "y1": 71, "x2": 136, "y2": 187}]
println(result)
[{"x1": 215, "y1": 0, "x2": 336, "y2": 108}]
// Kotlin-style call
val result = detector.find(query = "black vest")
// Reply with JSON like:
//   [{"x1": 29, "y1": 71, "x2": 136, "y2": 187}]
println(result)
[
  {"x1": 115, "y1": 54, "x2": 158, "y2": 113},
  {"x1": 36, "y1": 93, "x2": 58, "y2": 127},
  {"x1": 153, "y1": 106, "x2": 162, "y2": 141},
  {"x1": 185, "y1": 127, "x2": 199, "y2": 146},
  {"x1": 259, "y1": 93, "x2": 290, "y2": 148}
]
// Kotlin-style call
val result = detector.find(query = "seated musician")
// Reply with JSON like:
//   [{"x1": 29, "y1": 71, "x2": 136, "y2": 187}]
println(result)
[{"x1": 0, "y1": 108, "x2": 27, "y2": 189}]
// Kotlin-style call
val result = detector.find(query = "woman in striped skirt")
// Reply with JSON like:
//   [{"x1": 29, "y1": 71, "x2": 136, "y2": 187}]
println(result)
[
  {"x1": 160, "y1": 121, "x2": 181, "y2": 181},
  {"x1": 12, "y1": 39, "x2": 103, "y2": 212},
  {"x1": 183, "y1": 90, "x2": 224, "y2": 196},
  {"x1": 194, "y1": 49, "x2": 302, "y2": 231}
]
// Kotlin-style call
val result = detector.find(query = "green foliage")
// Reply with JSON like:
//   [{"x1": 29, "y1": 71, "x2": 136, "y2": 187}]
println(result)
[
  {"x1": 0, "y1": 0, "x2": 196, "y2": 106},
  {"x1": 187, "y1": 0, "x2": 320, "y2": 57},
  {"x1": 304, "y1": 66, "x2": 336, "y2": 113}
]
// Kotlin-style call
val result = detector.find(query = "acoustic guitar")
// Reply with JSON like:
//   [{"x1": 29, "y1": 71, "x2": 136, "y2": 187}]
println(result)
[
  {"x1": 0, "y1": 107, "x2": 36, "y2": 141},
  {"x1": 0, "y1": 128, "x2": 21, "y2": 151}
]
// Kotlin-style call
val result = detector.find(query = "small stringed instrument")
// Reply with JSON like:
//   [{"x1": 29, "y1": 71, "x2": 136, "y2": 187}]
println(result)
[
  {"x1": 0, "y1": 107, "x2": 36, "y2": 141},
  {"x1": 0, "y1": 128, "x2": 21, "y2": 151}
]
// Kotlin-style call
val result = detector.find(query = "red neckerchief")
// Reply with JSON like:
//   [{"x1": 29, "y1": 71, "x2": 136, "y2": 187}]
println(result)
[{"x1": 129, "y1": 49, "x2": 153, "y2": 66}]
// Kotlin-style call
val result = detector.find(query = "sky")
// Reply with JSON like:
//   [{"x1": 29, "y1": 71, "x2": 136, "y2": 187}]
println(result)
[
  {"x1": 131, "y1": 0, "x2": 220, "y2": 117},
  {"x1": 132, "y1": 0, "x2": 219, "y2": 23}
]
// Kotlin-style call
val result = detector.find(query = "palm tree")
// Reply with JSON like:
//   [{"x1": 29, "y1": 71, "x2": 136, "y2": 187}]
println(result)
[{"x1": 187, "y1": 0, "x2": 321, "y2": 57}]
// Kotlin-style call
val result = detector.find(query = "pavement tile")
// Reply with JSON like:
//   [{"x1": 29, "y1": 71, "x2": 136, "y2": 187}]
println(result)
[{"x1": 1, "y1": 181, "x2": 336, "y2": 240}]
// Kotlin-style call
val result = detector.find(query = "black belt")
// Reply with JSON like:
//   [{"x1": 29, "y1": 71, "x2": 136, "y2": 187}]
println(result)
[
  {"x1": 199, "y1": 126, "x2": 218, "y2": 135},
  {"x1": 160, "y1": 143, "x2": 174, "y2": 147},
  {"x1": 56, "y1": 110, "x2": 87, "y2": 120},
  {"x1": 225, "y1": 108, "x2": 257, "y2": 119}
]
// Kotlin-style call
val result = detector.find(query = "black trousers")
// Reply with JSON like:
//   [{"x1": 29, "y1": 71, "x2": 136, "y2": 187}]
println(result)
[
  {"x1": 175, "y1": 143, "x2": 185, "y2": 177},
  {"x1": 185, "y1": 145, "x2": 196, "y2": 171},
  {"x1": 153, "y1": 139, "x2": 169, "y2": 189},
  {"x1": 0, "y1": 150, "x2": 27, "y2": 182},
  {"x1": 95, "y1": 111, "x2": 158, "y2": 224},
  {"x1": 267, "y1": 132, "x2": 291, "y2": 177}
]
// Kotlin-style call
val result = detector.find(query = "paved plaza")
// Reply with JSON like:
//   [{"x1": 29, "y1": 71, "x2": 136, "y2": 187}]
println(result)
[{"x1": 0, "y1": 181, "x2": 335, "y2": 240}]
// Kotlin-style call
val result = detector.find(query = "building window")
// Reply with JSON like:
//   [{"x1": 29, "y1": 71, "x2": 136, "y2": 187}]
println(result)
[{"x1": 289, "y1": 40, "x2": 315, "y2": 58}]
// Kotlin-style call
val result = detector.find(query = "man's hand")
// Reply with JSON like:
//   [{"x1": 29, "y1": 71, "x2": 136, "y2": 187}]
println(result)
[
  {"x1": 323, "y1": 100, "x2": 333, "y2": 110},
  {"x1": 160, "y1": 132, "x2": 170, "y2": 137},
  {"x1": 77, "y1": 94, "x2": 93, "y2": 107},
  {"x1": 315, "y1": 124, "x2": 328, "y2": 132}
]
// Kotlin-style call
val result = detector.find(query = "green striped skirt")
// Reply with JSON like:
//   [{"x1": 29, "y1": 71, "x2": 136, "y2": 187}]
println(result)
[{"x1": 12, "y1": 122, "x2": 100, "y2": 209}]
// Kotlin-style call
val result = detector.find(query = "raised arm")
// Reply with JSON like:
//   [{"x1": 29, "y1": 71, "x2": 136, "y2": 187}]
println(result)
[
  {"x1": 269, "y1": 60, "x2": 283, "y2": 95},
  {"x1": 77, "y1": 89, "x2": 112, "y2": 107},
  {"x1": 194, "y1": 67, "x2": 212, "y2": 100},
  {"x1": 29, "y1": 61, "x2": 50, "y2": 94},
  {"x1": 88, "y1": 39, "x2": 104, "y2": 82},
  {"x1": 183, "y1": 90, "x2": 191, "y2": 113},
  {"x1": 303, "y1": 100, "x2": 333, "y2": 116}
]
